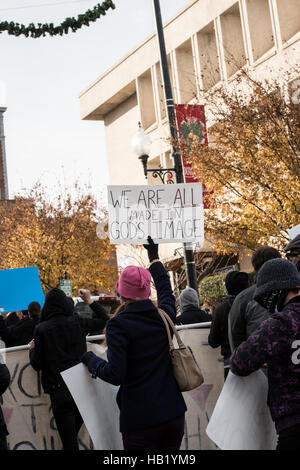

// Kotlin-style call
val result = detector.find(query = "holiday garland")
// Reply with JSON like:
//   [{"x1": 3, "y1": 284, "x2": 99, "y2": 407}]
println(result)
[{"x1": 0, "y1": 1, "x2": 116, "y2": 38}]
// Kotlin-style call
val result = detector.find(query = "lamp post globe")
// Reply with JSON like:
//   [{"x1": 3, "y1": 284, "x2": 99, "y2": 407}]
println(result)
[{"x1": 132, "y1": 123, "x2": 151, "y2": 178}]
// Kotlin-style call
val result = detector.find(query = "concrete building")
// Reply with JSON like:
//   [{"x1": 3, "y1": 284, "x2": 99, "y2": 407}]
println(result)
[
  {"x1": 79, "y1": 0, "x2": 300, "y2": 283},
  {"x1": 0, "y1": 107, "x2": 9, "y2": 200}
]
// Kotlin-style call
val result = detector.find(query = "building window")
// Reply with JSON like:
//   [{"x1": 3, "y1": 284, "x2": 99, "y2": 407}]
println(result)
[
  {"x1": 276, "y1": 0, "x2": 300, "y2": 44},
  {"x1": 197, "y1": 21, "x2": 221, "y2": 90},
  {"x1": 220, "y1": 2, "x2": 246, "y2": 78},
  {"x1": 175, "y1": 39, "x2": 197, "y2": 104},
  {"x1": 246, "y1": 0, "x2": 275, "y2": 62},
  {"x1": 137, "y1": 69, "x2": 156, "y2": 130}
]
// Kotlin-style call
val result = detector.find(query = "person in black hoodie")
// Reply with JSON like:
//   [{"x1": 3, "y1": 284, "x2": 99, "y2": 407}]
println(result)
[
  {"x1": 0, "y1": 303, "x2": 41, "y2": 348},
  {"x1": 208, "y1": 271, "x2": 249, "y2": 379},
  {"x1": 0, "y1": 357, "x2": 10, "y2": 450},
  {"x1": 175, "y1": 287, "x2": 211, "y2": 325},
  {"x1": 4, "y1": 312, "x2": 21, "y2": 327},
  {"x1": 29, "y1": 287, "x2": 109, "y2": 450}
]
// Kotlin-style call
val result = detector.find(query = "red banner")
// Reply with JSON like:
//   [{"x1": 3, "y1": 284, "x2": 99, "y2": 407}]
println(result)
[{"x1": 175, "y1": 104, "x2": 212, "y2": 208}]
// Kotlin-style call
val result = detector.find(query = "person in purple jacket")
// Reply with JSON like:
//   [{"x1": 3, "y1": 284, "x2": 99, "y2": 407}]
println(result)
[
  {"x1": 230, "y1": 258, "x2": 300, "y2": 450},
  {"x1": 81, "y1": 237, "x2": 187, "y2": 451}
]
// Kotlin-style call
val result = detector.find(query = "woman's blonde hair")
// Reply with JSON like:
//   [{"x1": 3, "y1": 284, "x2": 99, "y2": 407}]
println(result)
[{"x1": 102, "y1": 298, "x2": 136, "y2": 347}]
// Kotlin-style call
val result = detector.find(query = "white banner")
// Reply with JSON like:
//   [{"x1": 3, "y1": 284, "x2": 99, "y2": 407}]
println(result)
[
  {"x1": 2, "y1": 329, "x2": 227, "y2": 450},
  {"x1": 206, "y1": 370, "x2": 277, "y2": 450},
  {"x1": 2, "y1": 349, "x2": 92, "y2": 450},
  {"x1": 107, "y1": 184, "x2": 204, "y2": 244}
]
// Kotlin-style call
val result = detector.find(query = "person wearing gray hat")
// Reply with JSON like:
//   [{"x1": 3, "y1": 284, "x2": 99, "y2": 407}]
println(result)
[
  {"x1": 230, "y1": 258, "x2": 300, "y2": 450},
  {"x1": 175, "y1": 287, "x2": 211, "y2": 325},
  {"x1": 284, "y1": 234, "x2": 300, "y2": 265}
]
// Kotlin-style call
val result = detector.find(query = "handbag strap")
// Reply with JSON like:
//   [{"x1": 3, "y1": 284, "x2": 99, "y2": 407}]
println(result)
[{"x1": 157, "y1": 308, "x2": 186, "y2": 350}]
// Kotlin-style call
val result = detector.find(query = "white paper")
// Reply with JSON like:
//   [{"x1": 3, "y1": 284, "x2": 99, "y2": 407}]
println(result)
[
  {"x1": 61, "y1": 348, "x2": 123, "y2": 450},
  {"x1": 107, "y1": 183, "x2": 204, "y2": 244},
  {"x1": 287, "y1": 223, "x2": 300, "y2": 239},
  {"x1": 206, "y1": 370, "x2": 277, "y2": 450}
]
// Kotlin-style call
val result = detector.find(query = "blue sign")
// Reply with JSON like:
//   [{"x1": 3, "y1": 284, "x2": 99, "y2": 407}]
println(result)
[{"x1": 0, "y1": 266, "x2": 45, "y2": 313}]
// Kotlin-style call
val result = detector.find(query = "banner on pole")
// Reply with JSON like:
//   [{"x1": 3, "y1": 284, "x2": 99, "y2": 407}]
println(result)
[
  {"x1": 175, "y1": 104, "x2": 212, "y2": 208},
  {"x1": 107, "y1": 183, "x2": 204, "y2": 245}
]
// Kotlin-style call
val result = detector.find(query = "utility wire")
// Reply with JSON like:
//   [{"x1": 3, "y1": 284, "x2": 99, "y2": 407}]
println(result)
[{"x1": 0, "y1": 0, "x2": 92, "y2": 12}]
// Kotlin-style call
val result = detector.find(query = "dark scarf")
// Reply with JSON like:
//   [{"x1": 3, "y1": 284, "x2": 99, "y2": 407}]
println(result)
[{"x1": 258, "y1": 289, "x2": 290, "y2": 313}]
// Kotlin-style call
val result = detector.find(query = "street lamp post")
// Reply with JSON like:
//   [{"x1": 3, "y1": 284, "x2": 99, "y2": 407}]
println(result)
[
  {"x1": 132, "y1": 1, "x2": 199, "y2": 292},
  {"x1": 152, "y1": 0, "x2": 198, "y2": 292}
]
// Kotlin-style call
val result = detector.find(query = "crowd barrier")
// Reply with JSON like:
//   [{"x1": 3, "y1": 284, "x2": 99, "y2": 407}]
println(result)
[{"x1": 0, "y1": 323, "x2": 225, "y2": 450}]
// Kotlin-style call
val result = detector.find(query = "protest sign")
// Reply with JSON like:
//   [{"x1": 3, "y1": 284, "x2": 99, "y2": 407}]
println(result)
[
  {"x1": 0, "y1": 266, "x2": 45, "y2": 313},
  {"x1": 2, "y1": 349, "x2": 92, "y2": 450},
  {"x1": 61, "y1": 345, "x2": 123, "y2": 450},
  {"x1": 206, "y1": 370, "x2": 277, "y2": 450},
  {"x1": 107, "y1": 183, "x2": 204, "y2": 245}
]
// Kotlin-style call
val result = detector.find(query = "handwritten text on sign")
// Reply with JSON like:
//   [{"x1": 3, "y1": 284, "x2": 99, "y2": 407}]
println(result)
[{"x1": 107, "y1": 183, "x2": 204, "y2": 244}]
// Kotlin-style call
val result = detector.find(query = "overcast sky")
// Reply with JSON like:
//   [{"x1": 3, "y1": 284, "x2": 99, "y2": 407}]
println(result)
[{"x1": 0, "y1": 0, "x2": 192, "y2": 205}]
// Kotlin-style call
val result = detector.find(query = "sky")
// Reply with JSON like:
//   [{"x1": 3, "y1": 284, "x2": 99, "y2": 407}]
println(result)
[{"x1": 0, "y1": 0, "x2": 192, "y2": 206}]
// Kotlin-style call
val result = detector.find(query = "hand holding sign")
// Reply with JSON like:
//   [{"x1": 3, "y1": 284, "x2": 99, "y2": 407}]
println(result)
[{"x1": 143, "y1": 236, "x2": 159, "y2": 263}]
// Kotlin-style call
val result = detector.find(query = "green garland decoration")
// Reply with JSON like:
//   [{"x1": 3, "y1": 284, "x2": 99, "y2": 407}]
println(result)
[{"x1": 0, "y1": 1, "x2": 116, "y2": 38}]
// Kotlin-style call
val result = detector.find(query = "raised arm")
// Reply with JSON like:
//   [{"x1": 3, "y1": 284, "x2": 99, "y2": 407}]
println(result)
[
  {"x1": 144, "y1": 236, "x2": 176, "y2": 321},
  {"x1": 77, "y1": 289, "x2": 109, "y2": 335}
]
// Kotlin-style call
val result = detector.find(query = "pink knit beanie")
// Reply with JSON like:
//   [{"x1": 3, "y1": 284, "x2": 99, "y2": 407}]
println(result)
[{"x1": 116, "y1": 266, "x2": 152, "y2": 300}]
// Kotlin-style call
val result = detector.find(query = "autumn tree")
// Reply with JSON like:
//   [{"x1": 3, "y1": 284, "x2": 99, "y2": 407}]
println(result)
[
  {"x1": 184, "y1": 66, "x2": 300, "y2": 253},
  {"x1": 0, "y1": 185, "x2": 118, "y2": 293}
]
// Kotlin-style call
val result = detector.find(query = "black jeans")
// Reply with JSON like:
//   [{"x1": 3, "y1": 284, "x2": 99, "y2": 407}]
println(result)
[
  {"x1": 276, "y1": 424, "x2": 300, "y2": 450},
  {"x1": 50, "y1": 388, "x2": 83, "y2": 450},
  {"x1": 122, "y1": 415, "x2": 185, "y2": 451},
  {"x1": 0, "y1": 407, "x2": 8, "y2": 450}
]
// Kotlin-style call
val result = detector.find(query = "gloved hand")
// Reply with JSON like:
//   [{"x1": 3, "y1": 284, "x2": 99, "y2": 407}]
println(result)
[
  {"x1": 81, "y1": 351, "x2": 96, "y2": 367},
  {"x1": 143, "y1": 236, "x2": 159, "y2": 263}
]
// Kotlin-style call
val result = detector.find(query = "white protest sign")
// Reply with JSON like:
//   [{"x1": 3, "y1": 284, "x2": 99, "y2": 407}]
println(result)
[
  {"x1": 107, "y1": 183, "x2": 204, "y2": 244},
  {"x1": 206, "y1": 370, "x2": 277, "y2": 450},
  {"x1": 61, "y1": 345, "x2": 123, "y2": 450},
  {"x1": 287, "y1": 223, "x2": 300, "y2": 239}
]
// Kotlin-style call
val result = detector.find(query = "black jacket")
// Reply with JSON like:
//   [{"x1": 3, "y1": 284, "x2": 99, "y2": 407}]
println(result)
[
  {"x1": 86, "y1": 262, "x2": 187, "y2": 433},
  {"x1": 208, "y1": 297, "x2": 234, "y2": 360},
  {"x1": 0, "y1": 361, "x2": 10, "y2": 436},
  {"x1": 5, "y1": 312, "x2": 20, "y2": 327},
  {"x1": 175, "y1": 308, "x2": 211, "y2": 325},
  {"x1": 29, "y1": 288, "x2": 109, "y2": 393},
  {"x1": 0, "y1": 316, "x2": 39, "y2": 347}
]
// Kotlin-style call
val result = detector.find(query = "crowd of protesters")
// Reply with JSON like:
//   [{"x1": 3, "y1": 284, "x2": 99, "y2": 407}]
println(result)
[{"x1": 0, "y1": 234, "x2": 299, "y2": 451}]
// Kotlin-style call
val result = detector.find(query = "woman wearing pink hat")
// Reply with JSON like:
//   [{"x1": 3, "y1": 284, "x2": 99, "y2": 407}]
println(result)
[{"x1": 81, "y1": 237, "x2": 187, "y2": 450}]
